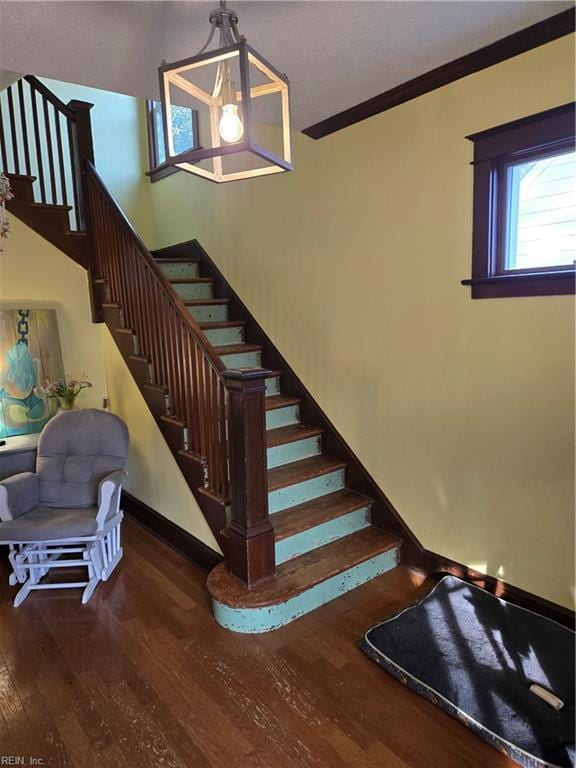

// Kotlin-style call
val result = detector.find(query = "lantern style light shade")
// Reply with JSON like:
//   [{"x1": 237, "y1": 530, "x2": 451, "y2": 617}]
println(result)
[{"x1": 159, "y1": 23, "x2": 292, "y2": 183}]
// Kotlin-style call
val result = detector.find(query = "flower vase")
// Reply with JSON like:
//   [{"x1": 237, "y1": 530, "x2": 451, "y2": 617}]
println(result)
[{"x1": 58, "y1": 395, "x2": 77, "y2": 411}]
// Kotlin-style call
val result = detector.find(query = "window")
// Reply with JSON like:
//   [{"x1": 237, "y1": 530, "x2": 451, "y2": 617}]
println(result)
[
  {"x1": 146, "y1": 100, "x2": 199, "y2": 182},
  {"x1": 463, "y1": 103, "x2": 575, "y2": 298}
]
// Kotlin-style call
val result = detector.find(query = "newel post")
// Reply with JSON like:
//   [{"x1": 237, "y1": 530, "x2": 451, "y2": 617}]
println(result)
[
  {"x1": 68, "y1": 99, "x2": 100, "y2": 320},
  {"x1": 68, "y1": 99, "x2": 94, "y2": 233},
  {"x1": 223, "y1": 369, "x2": 275, "y2": 587}
]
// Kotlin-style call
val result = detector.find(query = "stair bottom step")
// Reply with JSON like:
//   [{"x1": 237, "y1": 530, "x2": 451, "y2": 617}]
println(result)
[{"x1": 207, "y1": 528, "x2": 400, "y2": 633}]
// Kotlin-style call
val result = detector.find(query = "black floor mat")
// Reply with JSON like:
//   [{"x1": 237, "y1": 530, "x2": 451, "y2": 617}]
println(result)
[{"x1": 360, "y1": 576, "x2": 575, "y2": 768}]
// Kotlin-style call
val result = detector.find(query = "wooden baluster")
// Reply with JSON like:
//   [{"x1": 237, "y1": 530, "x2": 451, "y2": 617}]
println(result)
[
  {"x1": 173, "y1": 316, "x2": 184, "y2": 420},
  {"x1": 190, "y1": 341, "x2": 203, "y2": 454},
  {"x1": 42, "y1": 96, "x2": 57, "y2": 203},
  {"x1": 6, "y1": 86, "x2": 19, "y2": 174},
  {"x1": 30, "y1": 89, "x2": 46, "y2": 202},
  {"x1": 17, "y1": 80, "x2": 31, "y2": 176},
  {"x1": 66, "y1": 117, "x2": 80, "y2": 226},
  {"x1": 198, "y1": 358, "x2": 209, "y2": 458},
  {"x1": 0, "y1": 96, "x2": 8, "y2": 172},
  {"x1": 218, "y1": 379, "x2": 230, "y2": 498},
  {"x1": 168, "y1": 308, "x2": 179, "y2": 414},
  {"x1": 223, "y1": 369, "x2": 275, "y2": 586},
  {"x1": 206, "y1": 367, "x2": 217, "y2": 490},
  {"x1": 148, "y1": 270, "x2": 163, "y2": 387},
  {"x1": 184, "y1": 333, "x2": 197, "y2": 449},
  {"x1": 54, "y1": 110, "x2": 67, "y2": 206}
]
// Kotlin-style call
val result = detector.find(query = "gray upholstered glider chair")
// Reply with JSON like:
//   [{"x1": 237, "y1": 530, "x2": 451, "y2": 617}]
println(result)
[{"x1": 0, "y1": 409, "x2": 129, "y2": 606}]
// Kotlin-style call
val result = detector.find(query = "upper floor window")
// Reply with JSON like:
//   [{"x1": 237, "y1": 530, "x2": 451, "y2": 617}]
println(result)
[
  {"x1": 463, "y1": 103, "x2": 575, "y2": 298},
  {"x1": 146, "y1": 100, "x2": 199, "y2": 181}
]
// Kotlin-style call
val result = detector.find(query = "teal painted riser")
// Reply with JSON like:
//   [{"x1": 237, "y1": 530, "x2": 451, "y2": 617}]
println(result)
[
  {"x1": 202, "y1": 326, "x2": 244, "y2": 346},
  {"x1": 220, "y1": 350, "x2": 262, "y2": 369},
  {"x1": 188, "y1": 304, "x2": 228, "y2": 323},
  {"x1": 267, "y1": 435, "x2": 320, "y2": 469},
  {"x1": 269, "y1": 468, "x2": 345, "y2": 514},
  {"x1": 211, "y1": 546, "x2": 399, "y2": 633},
  {"x1": 275, "y1": 506, "x2": 371, "y2": 565},
  {"x1": 158, "y1": 262, "x2": 199, "y2": 278},
  {"x1": 265, "y1": 404, "x2": 299, "y2": 430},
  {"x1": 265, "y1": 377, "x2": 280, "y2": 397},
  {"x1": 173, "y1": 282, "x2": 213, "y2": 300}
]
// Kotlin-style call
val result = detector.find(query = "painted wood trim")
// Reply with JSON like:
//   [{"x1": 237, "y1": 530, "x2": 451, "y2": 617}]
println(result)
[
  {"x1": 463, "y1": 102, "x2": 576, "y2": 298},
  {"x1": 302, "y1": 9, "x2": 575, "y2": 140},
  {"x1": 122, "y1": 491, "x2": 223, "y2": 572},
  {"x1": 211, "y1": 546, "x2": 399, "y2": 633}
]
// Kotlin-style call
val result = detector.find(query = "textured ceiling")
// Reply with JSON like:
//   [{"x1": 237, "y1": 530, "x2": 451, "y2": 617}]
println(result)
[{"x1": 0, "y1": 1, "x2": 571, "y2": 130}]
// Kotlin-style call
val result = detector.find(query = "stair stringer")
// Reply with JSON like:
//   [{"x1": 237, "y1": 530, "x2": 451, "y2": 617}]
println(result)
[
  {"x1": 5, "y1": 174, "x2": 89, "y2": 269},
  {"x1": 153, "y1": 239, "x2": 425, "y2": 570}
]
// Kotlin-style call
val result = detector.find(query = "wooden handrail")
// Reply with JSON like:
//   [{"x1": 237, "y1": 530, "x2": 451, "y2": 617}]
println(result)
[
  {"x1": 85, "y1": 162, "x2": 230, "y2": 500},
  {"x1": 86, "y1": 163, "x2": 226, "y2": 374},
  {"x1": 0, "y1": 74, "x2": 91, "y2": 232},
  {"x1": 24, "y1": 75, "x2": 74, "y2": 120}
]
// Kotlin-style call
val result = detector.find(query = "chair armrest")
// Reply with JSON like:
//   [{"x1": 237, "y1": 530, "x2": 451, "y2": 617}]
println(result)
[
  {"x1": 96, "y1": 470, "x2": 126, "y2": 529},
  {"x1": 0, "y1": 472, "x2": 40, "y2": 522}
]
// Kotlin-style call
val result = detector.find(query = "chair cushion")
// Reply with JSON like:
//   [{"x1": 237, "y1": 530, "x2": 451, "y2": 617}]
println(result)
[
  {"x1": 36, "y1": 409, "x2": 129, "y2": 508},
  {"x1": 0, "y1": 506, "x2": 99, "y2": 542}
]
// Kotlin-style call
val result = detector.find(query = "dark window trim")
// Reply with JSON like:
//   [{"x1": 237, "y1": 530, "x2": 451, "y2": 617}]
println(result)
[
  {"x1": 146, "y1": 99, "x2": 180, "y2": 182},
  {"x1": 145, "y1": 99, "x2": 202, "y2": 184},
  {"x1": 463, "y1": 102, "x2": 576, "y2": 299}
]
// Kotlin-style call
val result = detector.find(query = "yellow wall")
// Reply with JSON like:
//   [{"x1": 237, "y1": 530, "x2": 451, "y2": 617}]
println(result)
[
  {"x1": 0, "y1": 218, "x2": 218, "y2": 548},
  {"x1": 150, "y1": 36, "x2": 575, "y2": 607},
  {"x1": 1, "y1": 217, "x2": 107, "y2": 409},
  {"x1": 43, "y1": 78, "x2": 155, "y2": 247}
]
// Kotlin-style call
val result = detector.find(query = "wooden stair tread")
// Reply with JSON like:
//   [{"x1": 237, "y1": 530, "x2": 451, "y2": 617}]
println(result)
[
  {"x1": 168, "y1": 277, "x2": 212, "y2": 284},
  {"x1": 265, "y1": 394, "x2": 301, "y2": 411},
  {"x1": 183, "y1": 298, "x2": 230, "y2": 306},
  {"x1": 214, "y1": 343, "x2": 262, "y2": 355},
  {"x1": 198, "y1": 320, "x2": 246, "y2": 330},
  {"x1": 272, "y1": 489, "x2": 373, "y2": 541},
  {"x1": 142, "y1": 383, "x2": 167, "y2": 393},
  {"x1": 31, "y1": 202, "x2": 73, "y2": 212},
  {"x1": 268, "y1": 455, "x2": 346, "y2": 492},
  {"x1": 207, "y1": 527, "x2": 401, "y2": 608},
  {"x1": 266, "y1": 424, "x2": 322, "y2": 448},
  {"x1": 5, "y1": 173, "x2": 35, "y2": 182},
  {"x1": 160, "y1": 414, "x2": 186, "y2": 427},
  {"x1": 154, "y1": 257, "x2": 199, "y2": 263}
]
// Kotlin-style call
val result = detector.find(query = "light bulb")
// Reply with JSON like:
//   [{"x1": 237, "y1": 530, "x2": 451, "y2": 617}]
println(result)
[{"x1": 219, "y1": 104, "x2": 244, "y2": 143}]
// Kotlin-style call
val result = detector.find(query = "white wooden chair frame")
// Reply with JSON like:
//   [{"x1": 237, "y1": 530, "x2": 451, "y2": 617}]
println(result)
[{"x1": 1, "y1": 474, "x2": 124, "y2": 607}]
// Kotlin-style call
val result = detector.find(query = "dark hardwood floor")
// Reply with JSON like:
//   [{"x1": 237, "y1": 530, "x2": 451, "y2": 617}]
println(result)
[{"x1": 0, "y1": 519, "x2": 514, "y2": 768}]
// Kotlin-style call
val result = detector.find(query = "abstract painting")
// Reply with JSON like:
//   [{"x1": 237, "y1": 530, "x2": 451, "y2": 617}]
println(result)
[{"x1": 0, "y1": 309, "x2": 64, "y2": 438}]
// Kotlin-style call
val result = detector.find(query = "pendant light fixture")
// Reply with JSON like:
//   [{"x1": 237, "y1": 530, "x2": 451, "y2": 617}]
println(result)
[{"x1": 158, "y1": 1, "x2": 292, "y2": 183}]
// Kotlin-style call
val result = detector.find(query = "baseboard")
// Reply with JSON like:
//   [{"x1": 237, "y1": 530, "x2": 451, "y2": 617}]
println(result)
[
  {"x1": 122, "y1": 491, "x2": 223, "y2": 572},
  {"x1": 422, "y1": 550, "x2": 575, "y2": 630}
]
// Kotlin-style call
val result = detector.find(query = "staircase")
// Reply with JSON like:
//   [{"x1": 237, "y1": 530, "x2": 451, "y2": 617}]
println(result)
[
  {"x1": 151, "y1": 247, "x2": 403, "y2": 631},
  {"x1": 2, "y1": 74, "x2": 423, "y2": 633}
]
